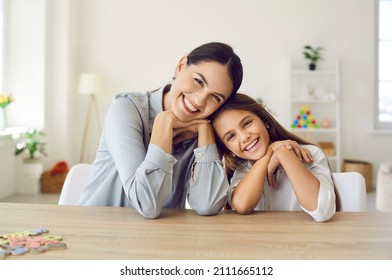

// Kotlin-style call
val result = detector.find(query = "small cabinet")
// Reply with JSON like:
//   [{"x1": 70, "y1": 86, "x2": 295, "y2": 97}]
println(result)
[{"x1": 290, "y1": 59, "x2": 341, "y2": 172}]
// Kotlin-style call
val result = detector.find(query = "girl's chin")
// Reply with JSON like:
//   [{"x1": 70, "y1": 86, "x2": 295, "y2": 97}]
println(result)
[{"x1": 245, "y1": 151, "x2": 266, "y2": 161}]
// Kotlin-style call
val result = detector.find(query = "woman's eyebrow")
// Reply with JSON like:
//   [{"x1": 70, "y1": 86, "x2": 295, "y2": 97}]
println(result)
[
  {"x1": 195, "y1": 72, "x2": 227, "y2": 101},
  {"x1": 196, "y1": 72, "x2": 208, "y2": 86}
]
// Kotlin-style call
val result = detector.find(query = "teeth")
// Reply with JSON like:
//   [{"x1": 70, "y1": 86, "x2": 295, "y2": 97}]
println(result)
[
  {"x1": 184, "y1": 97, "x2": 198, "y2": 112},
  {"x1": 245, "y1": 139, "x2": 257, "y2": 151}
]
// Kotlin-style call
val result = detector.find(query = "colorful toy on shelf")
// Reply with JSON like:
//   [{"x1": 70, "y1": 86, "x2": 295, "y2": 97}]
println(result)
[{"x1": 291, "y1": 105, "x2": 320, "y2": 129}]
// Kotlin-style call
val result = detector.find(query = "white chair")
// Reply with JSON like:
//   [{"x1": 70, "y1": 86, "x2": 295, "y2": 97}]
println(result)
[
  {"x1": 332, "y1": 172, "x2": 367, "y2": 212},
  {"x1": 58, "y1": 163, "x2": 93, "y2": 205},
  {"x1": 376, "y1": 162, "x2": 392, "y2": 212}
]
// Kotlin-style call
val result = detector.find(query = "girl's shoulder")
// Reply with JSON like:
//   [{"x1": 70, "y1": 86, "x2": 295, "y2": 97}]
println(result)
[
  {"x1": 301, "y1": 144, "x2": 322, "y2": 152},
  {"x1": 301, "y1": 144, "x2": 328, "y2": 162}
]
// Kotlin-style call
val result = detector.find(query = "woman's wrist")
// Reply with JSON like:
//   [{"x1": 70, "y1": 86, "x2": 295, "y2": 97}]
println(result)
[
  {"x1": 150, "y1": 112, "x2": 174, "y2": 153},
  {"x1": 197, "y1": 122, "x2": 215, "y2": 147}
]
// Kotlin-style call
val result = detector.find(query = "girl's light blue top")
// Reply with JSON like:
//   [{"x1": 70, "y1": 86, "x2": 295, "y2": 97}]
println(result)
[{"x1": 78, "y1": 86, "x2": 228, "y2": 218}]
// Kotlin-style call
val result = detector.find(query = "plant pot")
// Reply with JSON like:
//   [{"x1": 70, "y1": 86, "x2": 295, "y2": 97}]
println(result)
[
  {"x1": 309, "y1": 63, "x2": 316, "y2": 71},
  {"x1": 0, "y1": 107, "x2": 6, "y2": 131},
  {"x1": 21, "y1": 158, "x2": 44, "y2": 195}
]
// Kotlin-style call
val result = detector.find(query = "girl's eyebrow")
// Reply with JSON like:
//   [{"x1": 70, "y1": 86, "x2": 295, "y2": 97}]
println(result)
[
  {"x1": 221, "y1": 114, "x2": 252, "y2": 140},
  {"x1": 195, "y1": 72, "x2": 226, "y2": 101},
  {"x1": 239, "y1": 115, "x2": 252, "y2": 125}
]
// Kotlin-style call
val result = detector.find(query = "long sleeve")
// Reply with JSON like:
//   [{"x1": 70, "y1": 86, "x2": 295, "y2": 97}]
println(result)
[
  {"x1": 78, "y1": 92, "x2": 176, "y2": 218},
  {"x1": 188, "y1": 144, "x2": 229, "y2": 215},
  {"x1": 105, "y1": 95, "x2": 181, "y2": 218},
  {"x1": 299, "y1": 146, "x2": 336, "y2": 222}
]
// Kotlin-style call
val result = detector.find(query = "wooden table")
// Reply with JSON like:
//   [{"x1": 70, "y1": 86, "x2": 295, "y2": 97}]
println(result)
[{"x1": 1, "y1": 203, "x2": 391, "y2": 260}]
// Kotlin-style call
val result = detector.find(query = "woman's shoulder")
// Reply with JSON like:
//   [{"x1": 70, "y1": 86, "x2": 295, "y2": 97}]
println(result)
[
  {"x1": 113, "y1": 87, "x2": 163, "y2": 103},
  {"x1": 114, "y1": 91, "x2": 149, "y2": 100}
]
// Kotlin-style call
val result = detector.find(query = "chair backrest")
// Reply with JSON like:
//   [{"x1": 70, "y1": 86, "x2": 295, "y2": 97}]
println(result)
[
  {"x1": 58, "y1": 163, "x2": 93, "y2": 205},
  {"x1": 332, "y1": 172, "x2": 367, "y2": 212}
]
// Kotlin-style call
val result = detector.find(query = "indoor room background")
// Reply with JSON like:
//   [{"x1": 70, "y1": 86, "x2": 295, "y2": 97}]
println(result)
[{"x1": 1, "y1": 0, "x2": 390, "y2": 197}]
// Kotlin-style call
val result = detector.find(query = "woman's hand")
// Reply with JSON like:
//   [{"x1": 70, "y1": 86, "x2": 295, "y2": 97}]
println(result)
[
  {"x1": 172, "y1": 121, "x2": 212, "y2": 145},
  {"x1": 151, "y1": 111, "x2": 211, "y2": 151}
]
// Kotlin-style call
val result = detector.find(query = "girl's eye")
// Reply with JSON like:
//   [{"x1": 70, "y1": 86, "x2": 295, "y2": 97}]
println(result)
[
  {"x1": 244, "y1": 120, "x2": 252, "y2": 127},
  {"x1": 226, "y1": 133, "x2": 235, "y2": 142}
]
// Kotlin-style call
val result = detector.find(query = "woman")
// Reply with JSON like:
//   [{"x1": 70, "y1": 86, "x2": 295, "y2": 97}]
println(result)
[
  {"x1": 78, "y1": 42, "x2": 243, "y2": 218},
  {"x1": 211, "y1": 93, "x2": 340, "y2": 222}
]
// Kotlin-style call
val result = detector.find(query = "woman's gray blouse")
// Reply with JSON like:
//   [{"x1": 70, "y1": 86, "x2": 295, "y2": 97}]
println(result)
[{"x1": 78, "y1": 87, "x2": 228, "y2": 218}]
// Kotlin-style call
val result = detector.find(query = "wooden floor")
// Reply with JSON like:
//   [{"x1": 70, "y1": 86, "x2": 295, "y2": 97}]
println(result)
[{"x1": 0, "y1": 191, "x2": 378, "y2": 212}]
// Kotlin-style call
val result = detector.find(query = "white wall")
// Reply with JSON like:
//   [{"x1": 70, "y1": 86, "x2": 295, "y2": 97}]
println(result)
[
  {"x1": 6, "y1": 0, "x2": 45, "y2": 129},
  {"x1": 6, "y1": 0, "x2": 391, "y2": 188}
]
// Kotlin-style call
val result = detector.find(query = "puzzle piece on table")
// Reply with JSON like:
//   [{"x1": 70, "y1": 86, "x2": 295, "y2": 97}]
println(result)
[{"x1": 0, "y1": 228, "x2": 66, "y2": 259}]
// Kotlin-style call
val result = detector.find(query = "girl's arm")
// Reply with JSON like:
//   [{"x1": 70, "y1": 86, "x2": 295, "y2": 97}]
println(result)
[
  {"x1": 270, "y1": 144, "x2": 320, "y2": 211},
  {"x1": 230, "y1": 148, "x2": 273, "y2": 214}
]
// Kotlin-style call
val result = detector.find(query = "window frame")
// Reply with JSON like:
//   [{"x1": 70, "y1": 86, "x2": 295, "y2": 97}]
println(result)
[
  {"x1": 375, "y1": 0, "x2": 392, "y2": 130},
  {"x1": 0, "y1": 0, "x2": 4, "y2": 92}
]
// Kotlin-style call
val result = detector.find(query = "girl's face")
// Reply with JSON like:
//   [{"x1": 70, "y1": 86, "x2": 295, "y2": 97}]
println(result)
[
  {"x1": 213, "y1": 109, "x2": 270, "y2": 161},
  {"x1": 165, "y1": 57, "x2": 233, "y2": 122}
]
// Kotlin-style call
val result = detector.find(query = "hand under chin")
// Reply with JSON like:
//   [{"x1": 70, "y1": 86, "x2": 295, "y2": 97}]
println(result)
[{"x1": 172, "y1": 132, "x2": 197, "y2": 145}]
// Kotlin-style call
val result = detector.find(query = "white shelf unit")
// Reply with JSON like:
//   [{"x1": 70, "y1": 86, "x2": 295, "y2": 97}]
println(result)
[{"x1": 289, "y1": 59, "x2": 341, "y2": 172}]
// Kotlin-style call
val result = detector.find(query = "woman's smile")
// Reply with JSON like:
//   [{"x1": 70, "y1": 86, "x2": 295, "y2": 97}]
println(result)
[{"x1": 182, "y1": 95, "x2": 199, "y2": 113}]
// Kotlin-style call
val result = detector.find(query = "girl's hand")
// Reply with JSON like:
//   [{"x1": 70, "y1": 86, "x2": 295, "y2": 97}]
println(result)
[
  {"x1": 270, "y1": 140, "x2": 313, "y2": 163},
  {"x1": 266, "y1": 141, "x2": 312, "y2": 187},
  {"x1": 267, "y1": 152, "x2": 280, "y2": 187}
]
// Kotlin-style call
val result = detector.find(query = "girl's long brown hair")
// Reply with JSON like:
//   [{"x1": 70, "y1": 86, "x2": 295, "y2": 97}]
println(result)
[{"x1": 210, "y1": 93, "x2": 341, "y2": 211}]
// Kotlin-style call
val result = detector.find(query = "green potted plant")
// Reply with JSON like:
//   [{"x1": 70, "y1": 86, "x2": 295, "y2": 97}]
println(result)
[
  {"x1": 303, "y1": 45, "x2": 323, "y2": 70},
  {"x1": 15, "y1": 128, "x2": 47, "y2": 159},
  {"x1": 14, "y1": 128, "x2": 47, "y2": 194}
]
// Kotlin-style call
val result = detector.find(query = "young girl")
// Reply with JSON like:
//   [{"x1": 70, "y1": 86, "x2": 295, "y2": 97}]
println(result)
[
  {"x1": 78, "y1": 42, "x2": 243, "y2": 218},
  {"x1": 211, "y1": 93, "x2": 340, "y2": 222}
]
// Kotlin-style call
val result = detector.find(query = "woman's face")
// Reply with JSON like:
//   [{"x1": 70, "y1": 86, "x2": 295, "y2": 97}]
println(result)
[
  {"x1": 213, "y1": 109, "x2": 270, "y2": 161},
  {"x1": 166, "y1": 58, "x2": 233, "y2": 122}
]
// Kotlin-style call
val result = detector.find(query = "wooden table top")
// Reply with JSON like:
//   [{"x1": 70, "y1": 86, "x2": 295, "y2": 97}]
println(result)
[{"x1": 1, "y1": 203, "x2": 391, "y2": 260}]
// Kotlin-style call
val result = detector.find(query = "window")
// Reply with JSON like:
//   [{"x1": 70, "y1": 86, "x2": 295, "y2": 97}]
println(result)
[
  {"x1": 377, "y1": 0, "x2": 392, "y2": 129},
  {"x1": 0, "y1": 0, "x2": 4, "y2": 91}
]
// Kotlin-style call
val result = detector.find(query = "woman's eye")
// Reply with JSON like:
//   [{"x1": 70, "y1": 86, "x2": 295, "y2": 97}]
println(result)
[
  {"x1": 213, "y1": 94, "x2": 222, "y2": 102},
  {"x1": 194, "y1": 78, "x2": 203, "y2": 86}
]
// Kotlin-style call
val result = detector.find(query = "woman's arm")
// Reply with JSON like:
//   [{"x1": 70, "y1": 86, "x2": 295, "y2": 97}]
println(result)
[
  {"x1": 182, "y1": 122, "x2": 230, "y2": 215},
  {"x1": 105, "y1": 96, "x2": 178, "y2": 218}
]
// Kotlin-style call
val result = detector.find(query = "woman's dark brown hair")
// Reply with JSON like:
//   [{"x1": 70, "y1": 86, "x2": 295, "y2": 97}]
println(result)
[{"x1": 210, "y1": 93, "x2": 341, "y2": 211}]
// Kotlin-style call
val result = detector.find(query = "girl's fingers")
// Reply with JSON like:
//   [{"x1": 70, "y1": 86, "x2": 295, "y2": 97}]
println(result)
[{"x1": 301, "y1": 148, "x2": 313, "y2": 162}]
